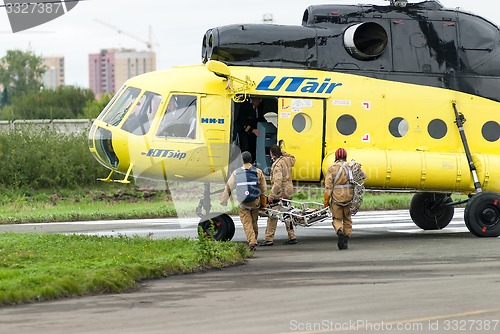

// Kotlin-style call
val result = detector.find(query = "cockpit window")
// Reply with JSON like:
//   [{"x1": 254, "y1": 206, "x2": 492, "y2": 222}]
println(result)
[
  {"x1": 156, "y1": 95, "x2": 197, "y2": 139},
  {"x1": 121, "y1": 91, "x2": 162, "y2": 135},
  {"x1": 102, "y1": 86, "x2": 141, "y2": 126},
  {"x1": 96, "y1": 85, "x2": 125, "y2": 121}
]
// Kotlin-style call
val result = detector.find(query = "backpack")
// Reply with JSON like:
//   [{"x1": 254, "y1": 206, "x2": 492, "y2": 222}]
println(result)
[
  {"x1": 347, "y1": 160, "x2": 366, "y2": 215},
  {"x1": 235, "y1": 166, "x2": 261, "y2": 203},
  {"x1": 332, "y1": 160, "x2": 365, "y2": 215}
]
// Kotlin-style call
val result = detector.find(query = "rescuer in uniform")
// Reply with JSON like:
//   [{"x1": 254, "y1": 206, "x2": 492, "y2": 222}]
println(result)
[
  {"x1": 324, "y1": 148, "x2": 365, "y2": 250},
  {"x1": 220, "y1": 151, "x2": 267, "y2": 250},
  {"x1": 259, "y1": 144, "x2": 298, "y2": 246}
]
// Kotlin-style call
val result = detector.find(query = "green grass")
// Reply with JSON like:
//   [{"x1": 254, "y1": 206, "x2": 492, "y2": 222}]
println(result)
[
  {"x1": 0, "y1": 232, "x2": 251, "y2": 306},
  {"x1": 0, "y1": 185, "x2": 253, "y2": 306},
  {"x1": 0, "y1": 194, "x2": 411, "y2": 225},
  {"x1": 0, "y1": 184, "x2": 212, "y2": 224},
  {"x1": 0, "y1": 185, "x2": 467, "y2": 224},
  {"x1": 0, "y1": 198, "x2": 177, "y2": 223}
]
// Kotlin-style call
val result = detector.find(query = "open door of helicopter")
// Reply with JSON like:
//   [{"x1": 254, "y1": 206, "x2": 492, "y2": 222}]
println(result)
[
  {"x1": 276, "y1": 98, "x2": 325, "y2": 182},
  {"x1": 235, "y1": 96, "x2": 325, "y2": 183}
]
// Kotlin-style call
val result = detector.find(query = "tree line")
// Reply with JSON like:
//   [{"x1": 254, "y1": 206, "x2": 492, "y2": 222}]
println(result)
[{"x1": 0, "y1": 49, "x2": 110, "y2": 120}]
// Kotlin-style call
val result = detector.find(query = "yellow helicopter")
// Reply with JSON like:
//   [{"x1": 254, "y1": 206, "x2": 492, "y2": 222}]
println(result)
[{"x1": 88, "y1": 0, "x2": 500, "y2": 239}]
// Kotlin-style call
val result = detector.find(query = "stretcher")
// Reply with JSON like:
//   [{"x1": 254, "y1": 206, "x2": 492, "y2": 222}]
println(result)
[{"x1": 259, "y1": 199, "x2": 331, "y2": 227}]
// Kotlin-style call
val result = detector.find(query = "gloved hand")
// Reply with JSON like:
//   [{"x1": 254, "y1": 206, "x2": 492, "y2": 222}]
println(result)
[
  {"x1": 323, "y1": 193, "x2": 331, "y2": 207},
  {"x1": 260, "y1": 196, "x2": 268, "y2": 208}
]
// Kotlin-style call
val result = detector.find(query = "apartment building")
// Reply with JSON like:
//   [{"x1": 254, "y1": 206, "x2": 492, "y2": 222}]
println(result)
[
  {"x1": 88, "y1": 49, "x2": 156, "y2": 97},
  {"x1": 42, "y1": 56, "x2": 65, "y2": 89}
]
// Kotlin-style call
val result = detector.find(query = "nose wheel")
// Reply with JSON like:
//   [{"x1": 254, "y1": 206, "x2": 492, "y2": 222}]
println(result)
[
  {"x1": 464, "y1": 192, "x2": 500, "y2": 237},
  {"x1": 196, "y1": 183, "x2": 236, "y2": 241},
  {"x1": 198, "y1": 213, "x2": 235, "y2": 241}
]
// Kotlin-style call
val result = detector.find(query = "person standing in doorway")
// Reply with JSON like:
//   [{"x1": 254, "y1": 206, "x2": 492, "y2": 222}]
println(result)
[{"x1": 235, "y1": 96, "x2": 265, "y2": 160}]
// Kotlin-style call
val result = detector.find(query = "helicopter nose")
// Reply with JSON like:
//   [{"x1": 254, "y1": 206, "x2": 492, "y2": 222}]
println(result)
[{"x1": 88, "y1": 124, "x2": 119, "y2": 169}]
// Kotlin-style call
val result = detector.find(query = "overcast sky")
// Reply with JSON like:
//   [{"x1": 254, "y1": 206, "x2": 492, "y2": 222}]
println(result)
[{"x1": 0, "y1": 0, "x2": 497, "y2": 88}]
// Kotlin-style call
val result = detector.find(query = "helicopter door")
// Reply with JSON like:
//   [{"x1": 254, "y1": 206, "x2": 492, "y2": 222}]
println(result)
[
  {"x1": 277, "y1": 98, "x2": 325, "y2": 182},
  {"x1": 148, "y1": 94, "x2": 204, "y2": 180}
]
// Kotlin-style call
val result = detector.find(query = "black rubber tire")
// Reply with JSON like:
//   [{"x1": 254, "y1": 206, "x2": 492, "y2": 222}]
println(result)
[
  {"x1": 198, "y1": 213, "x2": 235, "y2": 241},
  {"x1": 464, "y1": 192, "x2": 500, "y2": 237},
  {"x1": 225, "y1": 213, "x2": 236, "y2": 241},
  {"x1": 409, "y1": 193, "x2": 454, "y2": 230}
]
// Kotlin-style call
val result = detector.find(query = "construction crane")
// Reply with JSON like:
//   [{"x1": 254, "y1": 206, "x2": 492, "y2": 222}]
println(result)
[{"x1": 94, "y1": 18, "x2": 156, "y2": 51}]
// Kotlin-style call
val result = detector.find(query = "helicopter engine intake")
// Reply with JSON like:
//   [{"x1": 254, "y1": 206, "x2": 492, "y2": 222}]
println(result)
[{"x1": 343, "y1": 22, "x2": 388, "y2": 60}]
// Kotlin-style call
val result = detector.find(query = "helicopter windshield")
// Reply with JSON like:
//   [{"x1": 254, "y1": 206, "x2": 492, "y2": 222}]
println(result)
[
  {"x1": 121, "y1": 91, "x2": 162, "y2": 135},
  {"x1": 101, "y1": 86, "x2": 141, "y2": 126}
]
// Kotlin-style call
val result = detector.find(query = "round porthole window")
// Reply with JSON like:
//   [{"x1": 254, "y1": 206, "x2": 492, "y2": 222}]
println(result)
[
  {"x1": 336, "y1": 114, "x2": 357, "y2": 136},
  {"x1": 482, "y1": 121, "x2": 500, "y2": 142},
  {"x1": 292, "y1": 113, "x2": 312, "y2": 133},
  {"x1": 389, "y1": 117, "x2": 409, "y2": 137},
  {"x1": 428, "y1": 119, "x2": 447, "y2": 139}
]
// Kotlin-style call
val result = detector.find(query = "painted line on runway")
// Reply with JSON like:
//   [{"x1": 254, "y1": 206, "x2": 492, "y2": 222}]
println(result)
[{"x1": 75, "y1": 228, "x2": 200, "y2": 237}]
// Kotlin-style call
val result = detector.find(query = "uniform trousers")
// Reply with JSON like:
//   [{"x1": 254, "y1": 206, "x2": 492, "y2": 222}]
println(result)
[
  {"x1": 238, "y1": 205, "x2": 259, "y2": 246},
  {"x1": 331, "y1": 203, "x2": 352, "y2": 236},
  {"x1": 264, "y1": 217, "x2": 295, "y2": 241}
]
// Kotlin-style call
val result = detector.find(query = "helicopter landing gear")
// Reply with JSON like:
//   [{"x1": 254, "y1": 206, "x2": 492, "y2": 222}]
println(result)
[
  {"x1": 450, "y1": 102, "x2": 499, "y2": 237},
  {"x1": 198, "y1": 212, "x2": 235, "y2": 241},
  {"x1": 409, "y1": 192, "x2": 454, "y2": 230},
  {"x1": 196, "y1": 183, "x2": 236, "y2": 241},
  {"x1": 464, "y1": 192, "x2": 500, "y2": 237}
]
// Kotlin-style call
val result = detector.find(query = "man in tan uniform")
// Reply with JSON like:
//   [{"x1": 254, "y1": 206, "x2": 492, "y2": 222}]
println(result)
[
  {"x1": 259, "y1": 144, "x2": 297, "y2": 246},
  {"x1": 220, "y1": 151, "x2": 267, "y2": 250},
  {"x1": 324, "y1": 148, "x2": 365, "y2": 250}
]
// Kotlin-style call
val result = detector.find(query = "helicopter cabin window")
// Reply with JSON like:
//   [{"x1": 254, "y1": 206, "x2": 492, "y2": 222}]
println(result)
[
  {"x1": 156, "y1": 95, "x2": 197, "y2": 139},
  {"x1": 121, "y1": 91, "x2": 162, "y2": 135},
  {"x1": 336, "y1": 114, "x2": 357, "y2": 136},
  {"x1": 428, "y1": 119, "x2": 447, "y2": 140},
  {"x1": 482, "y1": 121, "x2": 500, "y2": 142},
  {"x1": 388, "y1": 117, "x2": 409, "y2": 138},
  {"x1": 101, "y1": 86, "x2": 141, "y2": 126},
  {"x1": 96, "y1": 85, "x2": 125, "y2": 121}
]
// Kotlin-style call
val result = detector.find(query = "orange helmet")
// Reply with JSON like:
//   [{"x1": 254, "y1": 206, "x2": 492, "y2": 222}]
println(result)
[{"x1": 335, "y1": 147, "x2": 347, "y2": 161}]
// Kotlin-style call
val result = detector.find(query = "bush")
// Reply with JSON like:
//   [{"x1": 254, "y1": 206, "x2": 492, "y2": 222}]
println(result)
[{"x1": 0, "y1": 127, "x2": 108, "y2": 189}]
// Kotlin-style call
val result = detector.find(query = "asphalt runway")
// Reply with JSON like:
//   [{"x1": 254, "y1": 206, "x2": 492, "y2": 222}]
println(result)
[{"x1": 1, "y1": 209, "x2": 500, "y2": 334}]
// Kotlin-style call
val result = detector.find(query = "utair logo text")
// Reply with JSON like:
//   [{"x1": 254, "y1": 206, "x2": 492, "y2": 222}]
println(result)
[{"x1": 256, "y1": 76, "x2": 342, "y2": 94}]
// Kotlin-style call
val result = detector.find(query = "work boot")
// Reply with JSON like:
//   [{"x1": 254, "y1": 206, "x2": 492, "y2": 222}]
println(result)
[
  {"x1": 258, "y1": 240, "x2": 274, "y2": 246},
  {"x1": 337, "y1": 230, "x2": 345, "y2": 250},
  {"x1": 283, "y1": 239, "x2": 298, "y2": 245},
  {"x1": 343, "y1": 235, "x2": 349, "y2": 250}
]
